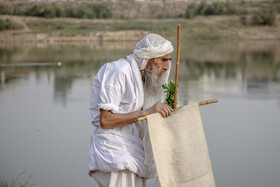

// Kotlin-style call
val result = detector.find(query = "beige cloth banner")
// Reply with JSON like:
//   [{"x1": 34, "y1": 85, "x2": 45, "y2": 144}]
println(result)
[{"x1": 147, "y1": 104, "x2": 216, "y2": 187}]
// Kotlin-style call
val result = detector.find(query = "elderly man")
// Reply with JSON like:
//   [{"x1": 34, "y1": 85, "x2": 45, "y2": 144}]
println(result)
[{"x1": 88, "y1": 33, "x2": 174, "y2": 187}]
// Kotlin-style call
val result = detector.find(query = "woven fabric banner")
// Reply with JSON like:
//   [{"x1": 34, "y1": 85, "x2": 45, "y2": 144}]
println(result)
[{"x1": 147, "y1": 104, "x2": 216, "y2": 187}]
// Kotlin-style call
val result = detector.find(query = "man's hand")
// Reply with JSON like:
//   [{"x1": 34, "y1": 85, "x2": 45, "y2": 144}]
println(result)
[{"x1": 146, "y1": 102, "x2": 174, "y2": 118}]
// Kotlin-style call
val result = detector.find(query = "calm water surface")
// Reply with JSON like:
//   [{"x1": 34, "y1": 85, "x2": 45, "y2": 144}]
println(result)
[{"x1": 0, "y1": 41, "x2": 280, "y2": 187}]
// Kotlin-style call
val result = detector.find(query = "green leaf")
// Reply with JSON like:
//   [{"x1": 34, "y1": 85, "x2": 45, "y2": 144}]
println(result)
[{"x1": 162, "y1": 81, "x2": 178, "y2": 109}]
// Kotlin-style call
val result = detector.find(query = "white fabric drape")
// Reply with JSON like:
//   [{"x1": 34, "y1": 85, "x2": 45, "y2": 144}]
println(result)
[{"x1": 147, "y1": 104, "x2": 216, "y2": 187}]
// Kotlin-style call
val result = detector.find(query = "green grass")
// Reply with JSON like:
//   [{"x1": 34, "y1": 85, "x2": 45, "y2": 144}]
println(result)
[
  {"x1": 27, "y1": 20, "x2": 184, "y2": 36},
  {"x1": 191, "y1": 33, "x2": 222, "y2": 41},
  {"x1": 26, "y1": 18, "x2": 244, "y2": 40},
  {"x1": 0, "y1": 171, "x2": 35, "y2": 187}
]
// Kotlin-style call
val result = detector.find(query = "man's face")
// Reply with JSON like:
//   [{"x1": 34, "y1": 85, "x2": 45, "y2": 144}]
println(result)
[
  {"x1": 146, "y1": 53, "x2": 172, "y2": 78},
  {"x1": 142, "y1": 53, "x2": 171, "y2": 108},
  {"x1": 143, "y1": 53, "x2": 171, "y2": 96}
]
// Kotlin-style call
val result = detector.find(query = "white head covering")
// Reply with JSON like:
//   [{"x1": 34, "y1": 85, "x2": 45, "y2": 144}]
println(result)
[{"x1": 133, "y1": 33, "x2": 174, "y2": 70}]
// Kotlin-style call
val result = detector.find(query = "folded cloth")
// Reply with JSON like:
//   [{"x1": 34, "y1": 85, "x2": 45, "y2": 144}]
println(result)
[{"x1": 146, "y1": 104, "x2": 216, "y2": 187}]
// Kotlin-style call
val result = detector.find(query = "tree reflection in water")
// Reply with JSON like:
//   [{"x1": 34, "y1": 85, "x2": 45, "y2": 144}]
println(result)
[{"x1": 0, "y1": 41, "x2": 279, "y2": 105}]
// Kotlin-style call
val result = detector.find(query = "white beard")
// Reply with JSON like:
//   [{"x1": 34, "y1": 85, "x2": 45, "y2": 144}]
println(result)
[{"x1": 143, "y1": 61, "x2": 171, "y2": 109}]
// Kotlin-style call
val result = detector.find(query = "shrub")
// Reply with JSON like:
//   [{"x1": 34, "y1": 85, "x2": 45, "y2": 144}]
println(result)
[
  {"x1": 64, "y1": 5, "x2": 111, "y2": 19},
  {"x1": 82, "y1": 8, "x2": 95, "y2": 19},
  {"x1": 158, "y1": 13, "x2": 165, "y2": 19},
  {"x1": 225, "y1": 2, "x2": 237, "y2": 14},
  {"x1": 42, "y1": 7, "x2": 56, "y2": 18},
  {"x1": 0, "y1": 3, "x2": 7, "y2": 14},
  {"x1": 25, "y1": 5, "x2": 44, "y2": 17},
  {"x1": 269, "y1": 2, "x2": 280, "y2": 13},
  {"x1": 197, "y1": 1, "x2": 208, "y2": 15},
  {"x1": 54, "y1": 7, "x2": 65, "y2": 17},
  {"x1": 252, "y1": 7, "x2": 276, "y2": 25},
  {"x1": 185, "y1": 3, "x2": 198, "y2": 19},
  {"x1": 0, "y1": 3, "x2": 13, "y2": 15},
  {"x1": 25, "y1": 5, "x2": 60, "y2": 18},
  {"x1": 0, "y1": 19, "x2": 18, "y2": 31},
  {"x1": 65, "y1": 8, "x2": 78, "y2": 18},
  {"x1": 185, "y1": 1, "x2": 248, "y2": 19},
  {"x1": 13, "y1": 7, "x2": 24, "y2": 15},
  {"x1": 212, "y1": 2, "x2": 227, "y2": 15},
  {"x1": 92, "y1": 4, "x2": 112, "y2": 19},
  {"x1": 2, "y1": 3, "x2": 112, "y2": 19}
]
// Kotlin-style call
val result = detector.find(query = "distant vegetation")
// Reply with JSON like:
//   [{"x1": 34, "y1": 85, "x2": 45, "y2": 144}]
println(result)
[
  {"x1": 252, "y1": 6, "x2": 277, "y2": 25},
  {"x1": 0, "y1": 3, "x2": 112, "y2": 19},
  {"x1": 185, "y1": 1, "x2": 280, "y2": 25},
  {"x1": 0, "y1": 1, "x2": 279, "y2": 25},
  {"x1": 0, "y1": 18, "x2": 20, "y2": 31},
  {"x1": 185, "y1": 1, "x2": 247, "y2": 18}
]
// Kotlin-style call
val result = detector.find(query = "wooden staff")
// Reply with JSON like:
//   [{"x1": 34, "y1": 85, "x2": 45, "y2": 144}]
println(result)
[
  {"x1": 136, "y1": 99, "x2": 218, "y2": 122},
  {"x1": 199, "y1": 99, "x2": 218, "y2": 106},
  {"x1": 174, "y1": 24, "x2": 181, "y2": 109}
]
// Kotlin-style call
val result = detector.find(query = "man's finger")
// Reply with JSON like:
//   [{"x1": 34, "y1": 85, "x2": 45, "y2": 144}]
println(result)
[
  {"x1": 166, "y1": 107, "x2": 173, "y2": 114},
  {"x1": 164, "y1": 103, "x2": 174, "y2": 112},
  {"x1": 164, "y1": 108, "x2": 171, "y2": 117},
  {"x1": 163, "y1": 106, "x2": 172, "y2": 116},
  {"x1": 160, "y1": 109, "x2": 167, "y2": 118}
]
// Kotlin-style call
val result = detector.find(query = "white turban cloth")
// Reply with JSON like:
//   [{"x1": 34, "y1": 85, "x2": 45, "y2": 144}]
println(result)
[{"x1": 133, "y1": 33, "x2": 174, "y2": 70}]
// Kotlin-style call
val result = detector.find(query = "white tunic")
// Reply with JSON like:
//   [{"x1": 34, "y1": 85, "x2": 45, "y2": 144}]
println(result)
[{"x1": 88, "y1": 54, "x2": 156, "y2": 179}]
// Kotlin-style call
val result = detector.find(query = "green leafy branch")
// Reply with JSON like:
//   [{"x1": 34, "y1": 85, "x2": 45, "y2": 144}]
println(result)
[{"x1": 162, "y1": 81, "x2": 178, "y2": 109}]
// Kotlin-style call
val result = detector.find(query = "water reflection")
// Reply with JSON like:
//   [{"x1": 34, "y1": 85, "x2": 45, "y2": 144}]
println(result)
[
  {"x1": 1, "y1": 41, "x2": 279, "y2": 106},
  {"x1": 0, "y1": 41, "x2": 280, "y2": 187}
]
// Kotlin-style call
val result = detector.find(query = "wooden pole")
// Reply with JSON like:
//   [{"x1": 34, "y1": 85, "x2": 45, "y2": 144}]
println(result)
[
  {"x1": 136, "y1": 99, "x2": 218, "y2": 121},
  {"x1": 199, "y1": 99, "x2": 218, "y2": 106},
  {"x1": 174, "y1": 24, "x2": 181, "y2": 109}
]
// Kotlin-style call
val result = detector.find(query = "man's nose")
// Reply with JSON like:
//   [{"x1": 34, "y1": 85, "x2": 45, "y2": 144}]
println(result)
[{"x1": 163, "y1": 62, "x2": 169, "y2": 70}]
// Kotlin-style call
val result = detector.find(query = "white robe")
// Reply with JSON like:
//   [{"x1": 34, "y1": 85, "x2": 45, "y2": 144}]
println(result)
[{"x1": 88, "y1": 54, "x2": 156, "y2": 179}]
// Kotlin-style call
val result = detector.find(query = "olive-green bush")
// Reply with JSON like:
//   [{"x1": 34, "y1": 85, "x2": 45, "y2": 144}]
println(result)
[
  {"x1": 185, "y1": 1, "x2": 247, "y2": 19},
  {"x1": 252, "y1": 7, "x2": 276, "y2": 25},
  {"x1": 20, "y1": 4, "x2": 112, "y2": 19},
  {"x1": 0, "y1": 19, "x2": 18, "y2": 31}
]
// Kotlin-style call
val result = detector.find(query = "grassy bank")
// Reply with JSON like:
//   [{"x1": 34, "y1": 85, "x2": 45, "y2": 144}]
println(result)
[
  {"x1": 0, "y1": 1, "x2": 279, "y2": 42},
  {"x1": 24, "y1": 15, "x2": 278, "y2": 41},
  {"x1": 0, "y1": 14, "x2": 279, "y2": 42}
]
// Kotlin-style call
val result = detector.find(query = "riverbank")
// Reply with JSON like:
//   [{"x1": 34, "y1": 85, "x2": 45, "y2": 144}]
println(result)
[{"x1": 0, "y1": 14, "x2": 279, "y2": 43}]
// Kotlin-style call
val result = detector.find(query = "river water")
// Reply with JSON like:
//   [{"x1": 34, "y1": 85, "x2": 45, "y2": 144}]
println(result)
[{"x1": 0, "y1": 40, "x2": 280, "y2": 187}]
